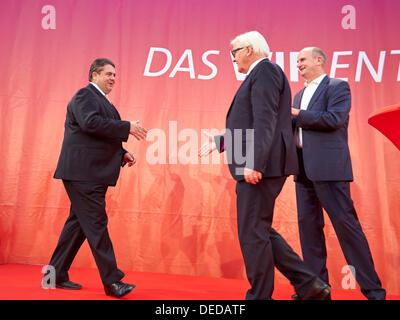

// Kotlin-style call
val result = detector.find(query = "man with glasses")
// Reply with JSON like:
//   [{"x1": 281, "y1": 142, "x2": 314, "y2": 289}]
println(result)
[{"x1": 199, "y1": 31, "x2": 330, "y2": 300}]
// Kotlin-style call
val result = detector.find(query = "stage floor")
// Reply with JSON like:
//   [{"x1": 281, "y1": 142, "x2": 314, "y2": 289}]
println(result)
[{"x1": 0, "y1": 264, "x2": 398, "y2": 300}]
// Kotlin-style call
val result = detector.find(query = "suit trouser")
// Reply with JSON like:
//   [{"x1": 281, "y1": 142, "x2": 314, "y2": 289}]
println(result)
[
  {"x1": 48, "y1": 180, "x2": 124, "y2": 286},
  {"x1": 236, "y1": 176, "x2": 317, "y2": 300},
  {"x1": 295, "y1": 149, "x2": 385, "y2": 299}
]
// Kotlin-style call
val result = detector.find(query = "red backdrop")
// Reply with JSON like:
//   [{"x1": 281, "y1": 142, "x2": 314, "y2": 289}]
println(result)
[{"x1": 1, "y1": 0, "x2": 400, "y2": 294}]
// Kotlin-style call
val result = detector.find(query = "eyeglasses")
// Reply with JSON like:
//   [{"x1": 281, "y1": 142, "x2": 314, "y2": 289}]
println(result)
[{"x1": 231, "y1": 46, "x2": 245, "y2": 58}]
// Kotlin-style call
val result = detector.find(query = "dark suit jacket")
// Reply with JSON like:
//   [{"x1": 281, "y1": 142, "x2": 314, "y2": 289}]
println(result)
[
  {"x1": 215, "y1": 58, "x2": 298, "y2": 181},
  {"x1": 293, "y1": 76, "x2": 353, "y2": 181},
  {"x1": 54, "y1": 84, "x2": 130, "y2": 186}
]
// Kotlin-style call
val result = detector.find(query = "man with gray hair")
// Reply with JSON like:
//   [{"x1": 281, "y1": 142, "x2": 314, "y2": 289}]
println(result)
[
  {"x1": 292, "y1": 47, "x2": 386, "y2": 300},
  {"x1": 200, "y1": 32, "x2": 330, "y2": 300}
]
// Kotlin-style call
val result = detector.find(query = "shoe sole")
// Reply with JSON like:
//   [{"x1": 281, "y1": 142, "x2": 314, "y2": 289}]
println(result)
[
  {"x1": 310, "y1": 286, "x2": 331, "y2": 300},
  {"x1": 55, "y1": 284, "x2": 82, "y2": 290}
]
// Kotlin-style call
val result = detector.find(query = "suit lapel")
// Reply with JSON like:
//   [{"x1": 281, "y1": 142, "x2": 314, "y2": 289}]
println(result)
[
  {"x1": 88, "y1": 83, "x2": 105, "y2": 100},
  {"x1": 226, "y1": 98, "x2": 235, "y2": 119},
  {"x1": 110, "y1": 104, "x2": 121, "y2": 120},
  {"x1": 226, "y1": 60, "x2": 266, "y2": 119},
  {"x1": 294, "y1": 89, "x2": 305, "y2": 108},
  {"x1": 88, "y1": 84, "x2": 121, "y2": 119},
  {"x1": 306, "y1": 76, "x2": 329, "y2": 110},
  {"x1": 226, "y1": 77, "x2": 248, "y2": 119}
]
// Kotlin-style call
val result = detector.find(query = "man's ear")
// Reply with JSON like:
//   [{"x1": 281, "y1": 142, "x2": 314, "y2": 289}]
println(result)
[
  {"x1": 92, "y1": 71, "x2": 99, "y2": 82},
  {"x1": 246, "y1": 46, "x2": 253, "y2": 56}
]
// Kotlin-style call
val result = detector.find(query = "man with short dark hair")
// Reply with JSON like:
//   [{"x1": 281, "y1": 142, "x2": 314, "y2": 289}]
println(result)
[
  {"x1": 89, "y1": 58, "x2": 115, "y2": 81},
  {"x1": 45, "y1": 58, "x2": 147, "y2": 298},
  {"x1": 292, "y1": 47, "x2": 386, "y2": 300}
]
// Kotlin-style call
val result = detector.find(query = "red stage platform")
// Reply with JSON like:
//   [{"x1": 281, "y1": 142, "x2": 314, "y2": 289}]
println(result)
[{"x1": 1, "y1": 264, "x2": 399, "y2": 300}]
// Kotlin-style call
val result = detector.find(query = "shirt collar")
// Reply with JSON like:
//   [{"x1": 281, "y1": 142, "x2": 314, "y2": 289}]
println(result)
[
  {"x1": 304, "y1": 74, "x2": 327, "y2": 87},
  {"x1": 90, "y1": 82, "x2": 107, "y2": 96},
  {"x1": 247, "y1": 57, "x2": 267, "y2": 76}
]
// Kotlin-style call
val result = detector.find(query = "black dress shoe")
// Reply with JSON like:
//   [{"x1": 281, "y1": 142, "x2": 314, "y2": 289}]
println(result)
[
  {"x1": 104, "y1": 281, "x2": 136, "y2": 298},
  {"x1": 363, "y1": 288, "x2": 386, "y2": 300},
  {"x1": 299, "y1": 278, "x2": 331, "y2": 300},
  {"x1": 56, "y1": 280, "x2": 82, "y2": 290}
]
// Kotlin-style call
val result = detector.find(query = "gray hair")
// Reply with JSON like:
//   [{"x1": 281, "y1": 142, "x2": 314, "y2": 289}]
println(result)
[{"x1": 231, "y1": 31, "x2": 270, "y2": 58}]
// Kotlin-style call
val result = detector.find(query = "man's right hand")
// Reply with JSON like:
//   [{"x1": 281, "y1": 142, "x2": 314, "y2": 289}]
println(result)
[
  {"x1": 130, "y1": 120, "x2": 148, "y2": 140},
  {"x1": 198, "y1": 131, "x2": 217, "y2": 157}
]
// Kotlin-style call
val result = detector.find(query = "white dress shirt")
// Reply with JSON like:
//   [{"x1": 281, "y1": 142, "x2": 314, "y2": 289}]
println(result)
[{"x1": 297, "y1": 74, "x2": 327, "y2": 148}]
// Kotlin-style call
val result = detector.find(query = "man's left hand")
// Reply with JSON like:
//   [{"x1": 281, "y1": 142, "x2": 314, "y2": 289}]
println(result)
[
  {"x1": 124, "y1": 152, "x2": 136, "y2": 167},
  {"x1": 291, "y1": 108, "x2": 300, "y2": 116},
  {"x1": 244, "y1": 168, "x2": 262, "y2": 184}
]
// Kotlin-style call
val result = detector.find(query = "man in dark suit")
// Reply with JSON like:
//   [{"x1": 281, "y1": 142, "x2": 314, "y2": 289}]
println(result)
[
  {"x1": 45, "y1": 58, "x2": 147, "y2": 298},
  {"x1": 291, "y1": 47, "x2": 386, "y2": 300},
  {"x1": 199, "y1": 31, "x2": 330, "y2": 300}
]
